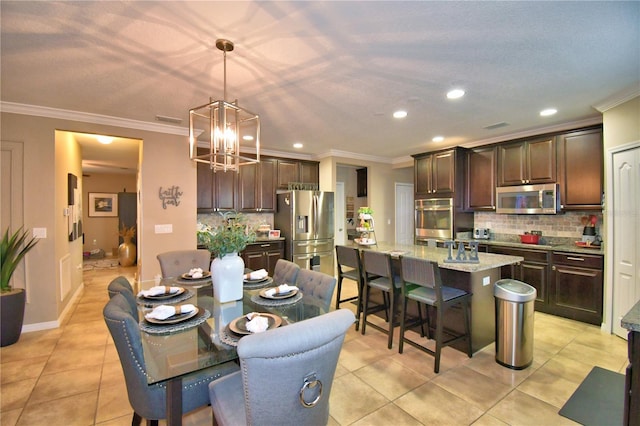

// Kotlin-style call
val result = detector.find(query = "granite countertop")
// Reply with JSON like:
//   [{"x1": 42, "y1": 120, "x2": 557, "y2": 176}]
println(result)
[
  {"x1": 250, "y1": 237, "x2": 285, "y2": 242},
  {"x1": 459, "y1": 239, "x2": 604, "y2": 256},
  {"x1": 621, "y1": 299, "x2": 640, "y2": 332},
  {"x1": 350, "y1": 241, "x2": 524, "y2": 273}
]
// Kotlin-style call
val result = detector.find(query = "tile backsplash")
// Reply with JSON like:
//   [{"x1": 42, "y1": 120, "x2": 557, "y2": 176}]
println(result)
[
  {"x1": 474, "y1": 211, "x2": 603, "y2": 243},
  {"x1": 197, "y1": 212, "x2": 274, "y2": 232}
]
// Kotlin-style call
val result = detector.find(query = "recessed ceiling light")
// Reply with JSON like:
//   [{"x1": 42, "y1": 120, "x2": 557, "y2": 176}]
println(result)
[
  {"x1": 242, "y1": 135, "x2": 254, "y2": 141},
  {"x1": 540, "y1": 108, "x2": 557, "y2": 117},
  {"x1": 97, "y1": 136, "x2": 113, "y2": 144},
  {"x1": 432, "y1": 136, "x2": 444, "y2": 142},
  {"x1": 293, "y1": 143, "x2": 303, "y2": 149},
  {"x1": 393, "y1": 110, "x2": 408, "y2": 119},
  {"x1": 446, "y1": 89, "x2": 465, "y2": 99}
]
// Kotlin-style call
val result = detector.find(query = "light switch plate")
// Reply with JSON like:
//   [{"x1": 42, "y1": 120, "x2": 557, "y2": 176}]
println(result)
[
  {"x1": 155, "y1": 224, "x2": 173, "y2": 234},
  {"x1": 33, "y1": 228, "x2": 47, "y2": 238},
  {"x1": 483, "y1": 276, "x2": 491, "y2": 286}
]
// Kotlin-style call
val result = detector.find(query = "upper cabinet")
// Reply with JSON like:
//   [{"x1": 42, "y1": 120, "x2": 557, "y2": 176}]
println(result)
[
  {"x1": 465, "y1": 146, "x2": 497, "y2": 211},
  {"x1": 556, "y1": 126, "x2": 603, "y2": 210},
  {"x1": 276, "y1": 159, "x2": 319, "y2": 190},
  {"x1": 237, "y1": 157, "x2": 277, "y2": 212},
  {"x1": 497, "y1": 137, "x2": 556, "y2": 186},
  {"x1": 196, "y1": 157, "x2": 237, "y2": 213},
  {"x1": 413, "y1": 147, "x2": 467, "y2": 205},
  {"x1": 356, "y1": 168, "x2": 367, "y2": 197}
]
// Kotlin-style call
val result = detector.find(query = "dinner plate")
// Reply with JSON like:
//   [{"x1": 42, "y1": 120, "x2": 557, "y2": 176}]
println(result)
[
  {"x1": 243, "y1": 276, "x2": 269, "y2": 284},
  {"x1": 259, "y1": 287, "x2": 299, "y2": 300},
  {"x1": 145, "y1": 307, "x2": 199, "y2": 324},
  {"x1": 142, "y1": 287, "x2": 186, "y2": 300},
  {"x1": 180, "y1": 271, "x2": 211, "y2": 280},
  {"x1": 228, "y1": 313, "x2": 282, "y2": 335},
  {"x1": 354, "y1": 238, "x2": 376, "y2": 246}
]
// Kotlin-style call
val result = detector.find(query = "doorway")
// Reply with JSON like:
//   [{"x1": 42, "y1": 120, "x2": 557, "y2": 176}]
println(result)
[
  {"x1": 395, "y1": 183, "x2": 414, "y2": 244},
  {"x1": 610, "y1": 143, "x2": 640, "y2": 338}
]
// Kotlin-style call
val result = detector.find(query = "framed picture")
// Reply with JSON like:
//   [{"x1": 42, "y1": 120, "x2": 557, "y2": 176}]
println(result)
[
  {"x1": 89, "y1": 193, "x2": 118, "y2": 217},
  {"x1": 268, "y1": 230, "x2": 281, "y2": 239}
]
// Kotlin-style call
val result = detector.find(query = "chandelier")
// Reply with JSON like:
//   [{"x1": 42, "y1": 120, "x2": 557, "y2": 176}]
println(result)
[{"x1": 189, "y1": 39, "x2": 260, "y2": 172}]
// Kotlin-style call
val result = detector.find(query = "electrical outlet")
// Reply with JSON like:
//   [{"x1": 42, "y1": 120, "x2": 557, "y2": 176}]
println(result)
[
  {"x1": 483, "y1": 276, "x2": 491, "y2": 286},
  {"x1": 155, "y1": 224, "x2": 173, "y2": 234}
]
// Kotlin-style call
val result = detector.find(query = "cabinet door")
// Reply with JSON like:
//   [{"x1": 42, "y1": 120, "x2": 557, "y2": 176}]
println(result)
[
  {"x1": 432, "y1": 150, "x2": 455, "y2": 194},
  {"x1": 356, "y1": 168, "x2": 367, "y2": 197},
  {"x1": 527, "y1": 137, "x2": 556, "y2": 184},
  {"x1": 243, "y1": 251, "x2": 267, "y2": 272},
  {"x1": 259, "y1": 158, "x2": 277, "y2": 211},
  {"x1": 557, "y1": 127, "x2": 603, "y2": 210},
  {"x1": 498, "y1": 142, "x2": 527, "y2": 186},
  {"x1": 197, "y1": 162, "x2": 215, "y2": 213},
  {"x1": 520, "y1": 261, "x2": 548, "y2": 308},
  {"x1": 214, "y1": 170, "x2": 237, "y2": 210},
  {"x1": 549, "y1": 264, "x2": 603, "y2": 325},
  {"x1": 238, "y1": 162, "x2": 258, "y2": 211},
  {"x1": 277, "y1": 160, "x2": 299, "y2": 189},
  {"x1": 466, "y1": 146, "x2": 496, "y2": 210},
  {"x1": 414, "y1": 155, "x2": 433, "y2": 196},
  {"x1": 299, "y1": 161, "x2": 319, "y2": 185},
  {"x1": 265, "y1": 250, "x2": 282, "y2": 277}
]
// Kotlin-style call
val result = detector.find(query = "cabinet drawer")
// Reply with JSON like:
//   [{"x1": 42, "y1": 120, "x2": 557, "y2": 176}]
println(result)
[
  {"x1": 488, "y1": 246, "x2": 548, "y2": 263},
  {"x1": 245, "y1": 241, "x2": 283, "y2": 253},
  {"x1": 552, "y1": 252, "x2": 603, "y2": 269}
]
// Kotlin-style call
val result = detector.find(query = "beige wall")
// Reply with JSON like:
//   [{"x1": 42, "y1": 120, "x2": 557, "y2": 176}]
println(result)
[
  {"x1": 1, "y1": 111, "x2": 197, "y2": 327},
  {"x1": 603, "y1": 96, "x2": 640, "y2": 150}
]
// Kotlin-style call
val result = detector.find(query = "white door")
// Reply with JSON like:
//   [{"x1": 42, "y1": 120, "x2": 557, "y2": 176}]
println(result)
[
  {"x1": 395, "y1": 183, "x2": 414, "y2": 245},
  {"x1": 612, "y1": 146, "x2": 640, "y2": 338},
  {"x1": 335, "y1": 182, "x2": 346, "y2": 246}
]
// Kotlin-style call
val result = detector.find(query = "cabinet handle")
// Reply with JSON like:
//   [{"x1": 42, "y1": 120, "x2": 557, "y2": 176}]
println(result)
[
  {"x1": 566, "y1": 257, "x2": 585, "y2": 261},
  {"x1": 552, "y1": 266, "x2": 556, "y2": 271},
  {"x1": 260, "y1": 244, "x2": 270, "y2": 248}
]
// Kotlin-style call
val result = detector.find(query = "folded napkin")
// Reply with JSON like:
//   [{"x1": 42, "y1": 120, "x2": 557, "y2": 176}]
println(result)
[
  {"x1": 244, "y1": 269, "x2": 268, "y2": 280},
  {"x1": 187, "y1": 267, "x2": 204, "y2": 278},
  {"x1": 138, "y1": 286, "x2": 181, "y2": 297},
  {"x1": 145, "y1": 304, "x2": 196, "y2": 321},
  {"x1": 245, "y1": 313, "x2": 269, "y2": 333},
  {"x1": 265, "y1": 284, "x2": 298, "y2": 297}
]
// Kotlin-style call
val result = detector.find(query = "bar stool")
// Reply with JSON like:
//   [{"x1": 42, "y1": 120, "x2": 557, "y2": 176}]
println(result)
[
  {"x1": 398, "y1": 255, "x2": 473, "y2": 373},
  {"x1": 335, "y1": 245, "x2": 366, "y2": 330},
  {"x1": 360, "y1": 250, "x2": 402, "y2": 349}
]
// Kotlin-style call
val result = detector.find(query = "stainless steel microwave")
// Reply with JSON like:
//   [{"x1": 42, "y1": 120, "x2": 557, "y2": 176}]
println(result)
[{"x1": 496, "y1": 183, "x2": 560, "y2": 214}]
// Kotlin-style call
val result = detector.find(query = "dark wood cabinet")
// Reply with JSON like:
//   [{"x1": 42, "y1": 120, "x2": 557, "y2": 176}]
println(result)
[
  {"x1": 356, "y1": 168, "x2": 367, "y2": 197},
  {"x1": 465, "y1": 146, "x2": 496, "y2": 211},
  {"x1": 238, "y1": 157, "x2": 276, "y2": 212},
  {"x1": 413, "y1": 148, "x2": 466, "y2": 204},
  {"x1": 557, "y1": 126, "x2": 603, "y2": 210},
  {"x1": 498, "y1": 137, "x2": 556, "y2": 186},
  {"x1": 277, "y1": 159, "x2": 319, "y2": 190},
  {"x1": 196, "y1": 150, "x2": 237, "y2": 213},
  {"x1": 488, "y1": 246, "x2": 550, "y2": 312},
  {"x1": 624, "y1": 326, "x2": 640, "y2": 426},
  {"x1": 241, "y1": 240, "x2": 284, "y2": 277},
  {"x1": 549, "y1": 251, "x2": 603, "y2": 325}
]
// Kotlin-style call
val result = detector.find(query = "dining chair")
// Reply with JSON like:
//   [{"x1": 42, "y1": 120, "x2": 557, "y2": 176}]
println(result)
[
  {"x1": 103, "y1": 293, "x2": 239, "y2": 426},
  {"x1": 107, "y1": 276, "x2": 138, "y2": 320},
  {"x1": 156, "y1": 249, "x2": 211, "y2": 278},
  {"x1": 208, "y1": 309, "x2": 355, "y2": 426},
  {"x1": 398, "y1": 255, "x2": 473, "y2": 373},
  {"x1": 335, "y1": 245, "x2": 374, "y2": 330},
  {"x1": 272, "y1": 258, "x2": 300, "y2": 285},
  {"x1": 360, "y1": 250, "x2": 402, "y2": 349},
  {"x1": 294, "y1": 268, "x2": 337, "y2": 314}
]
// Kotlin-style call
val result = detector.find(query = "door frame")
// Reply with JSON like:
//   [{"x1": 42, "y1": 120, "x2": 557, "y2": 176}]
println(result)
[
  {"x1": 335, "y1": 181, "x2": 346, "y2": 246},
  {"x1": 604, "y1": 139, "x2": 640, "y2": 336},
  {"x1": 394, "y1": 182, "x2": 414, "y2": 245}
]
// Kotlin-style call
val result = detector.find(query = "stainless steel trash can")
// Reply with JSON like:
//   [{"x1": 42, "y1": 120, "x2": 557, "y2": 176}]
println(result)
[{"x1": 494, "y1": 279, "x2": 537, "y2": 369}]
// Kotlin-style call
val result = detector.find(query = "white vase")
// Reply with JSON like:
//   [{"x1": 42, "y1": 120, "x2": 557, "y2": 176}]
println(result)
[{"x1": 211, "y1": 252, "x2": 244, "y2": 303}]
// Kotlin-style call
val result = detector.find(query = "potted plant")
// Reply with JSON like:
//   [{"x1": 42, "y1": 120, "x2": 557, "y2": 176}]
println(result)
[
  {"x1": 358, "y1": 206, "x2": 373, "y2": 219},
  {"x1": 1, "y1": 227, "x2": 39, "y2": 346},
  {"x1": 205, "y1": 212, "x2": 256, "y2": 302}
]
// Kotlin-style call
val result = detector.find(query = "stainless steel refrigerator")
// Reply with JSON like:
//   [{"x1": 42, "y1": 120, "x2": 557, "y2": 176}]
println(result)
[{"x1": 274, "y1": 191, "x2": 334, "y2": 277}]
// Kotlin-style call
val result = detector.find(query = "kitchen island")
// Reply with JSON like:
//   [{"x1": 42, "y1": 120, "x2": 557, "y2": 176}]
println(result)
[{"x1": 349, "y1": 241, "x2": 524, "y2": 353}]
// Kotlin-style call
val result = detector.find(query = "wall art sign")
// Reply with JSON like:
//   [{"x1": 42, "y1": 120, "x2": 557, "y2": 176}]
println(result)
[
  {"x1": 159, "y1": 186, "x2": 182, "y2": 209},
  {"x1": 89, "y1": 192, "x2": 118, "y2": 217}
]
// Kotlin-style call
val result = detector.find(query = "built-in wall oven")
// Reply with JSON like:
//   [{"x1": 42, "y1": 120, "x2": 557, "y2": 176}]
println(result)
[{"x1": 415, "y1": 198, "x2": 473, "y2": 244}]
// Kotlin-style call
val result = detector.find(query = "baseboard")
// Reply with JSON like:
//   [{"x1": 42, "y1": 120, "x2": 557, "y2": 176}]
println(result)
[{"x1": 21, "y1": 281, "x2": 85, "y2": 333}]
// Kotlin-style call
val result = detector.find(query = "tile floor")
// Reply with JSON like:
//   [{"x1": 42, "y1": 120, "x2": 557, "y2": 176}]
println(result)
[{"x1": 0, "y1": 265, "x2": 629, "y2": 425}]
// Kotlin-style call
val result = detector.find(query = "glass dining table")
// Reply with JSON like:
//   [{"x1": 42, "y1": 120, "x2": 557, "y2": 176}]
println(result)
[{"x1": 136, "y1": 275, "x2": 327, "y2": 426}]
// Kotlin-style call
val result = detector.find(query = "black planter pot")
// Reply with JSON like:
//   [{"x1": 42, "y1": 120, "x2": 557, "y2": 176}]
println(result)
[{"x1": 1, "y1": 288, "x2": 26, "y2": 347}]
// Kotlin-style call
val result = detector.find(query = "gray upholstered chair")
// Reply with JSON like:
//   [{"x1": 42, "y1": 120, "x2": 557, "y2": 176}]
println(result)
[
  {"x1": 295, "y1": 268, "x2": 337, "y2": 313},
  {"x1": 208, "y1": 309, "x2": 355, "y2": 426},
  {"x1": 272, "y1": 258, "x2": 300, "y2": 285},
  {"x1": 360, "y1": 250, "x2": 402, "y2": 349},
  {"x1": 107, "y1": 276, "x2": 138, "y2": 320},
  {"x1": 398, "y1": 255, "x2": 473, "y2": 373},
  {"x1": 156, "y1": 249, "x2": 211, "y2": 278},
  {"x1": 103, "y1": 293, "x2": 239, "y2": 426}
]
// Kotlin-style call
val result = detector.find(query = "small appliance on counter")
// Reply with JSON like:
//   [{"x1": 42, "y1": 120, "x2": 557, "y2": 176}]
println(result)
[
  {"x1": 473, "y1": 228, "x2": 491, "y2": 240},
  {"x1": 581, "y1": 215, "x2": 598, "y2": 244}
]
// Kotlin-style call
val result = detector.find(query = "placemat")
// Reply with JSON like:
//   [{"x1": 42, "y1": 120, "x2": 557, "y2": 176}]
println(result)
[
  {"x1": 173, "y1": 277, "x2": 211, "y2": 287},
  {"x1": 243, "y1": 277, "x2": 274, "y2": 290},
  {"x1": 139, "y1": 308, "x2": 211, "y2": 335},
  {"x1": 220, "y1": 325, "x2": 241, "y2": 347},
  {"x1": 250, "y1": 291, "x2": 303, "y2": 307},
  {"x1": 136, "y1": 289, "x2": 195, "y2": 307},
  {"x1": 558, "y1": 366, "x2": 625, "y2": 426}
]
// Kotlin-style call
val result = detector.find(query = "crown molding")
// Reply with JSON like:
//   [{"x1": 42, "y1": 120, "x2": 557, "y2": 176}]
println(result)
[
  {"x1": 315, "y1": 149, "x2": 392, "y2": 164},
  {"x1": 593, "y1": 86, "x2": 640, "y2": 113},
  {"x1": 0, "y1": 102, "x2": 188, "y2": 136}
]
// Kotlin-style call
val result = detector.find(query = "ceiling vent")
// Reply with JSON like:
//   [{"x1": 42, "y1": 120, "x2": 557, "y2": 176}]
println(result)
[
  {"x1": 155, "y1": 115, "x2": 183, "y2": 124},
  {"x1": 483, "y1": 122, "x2": 510, "y2": 130}
]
